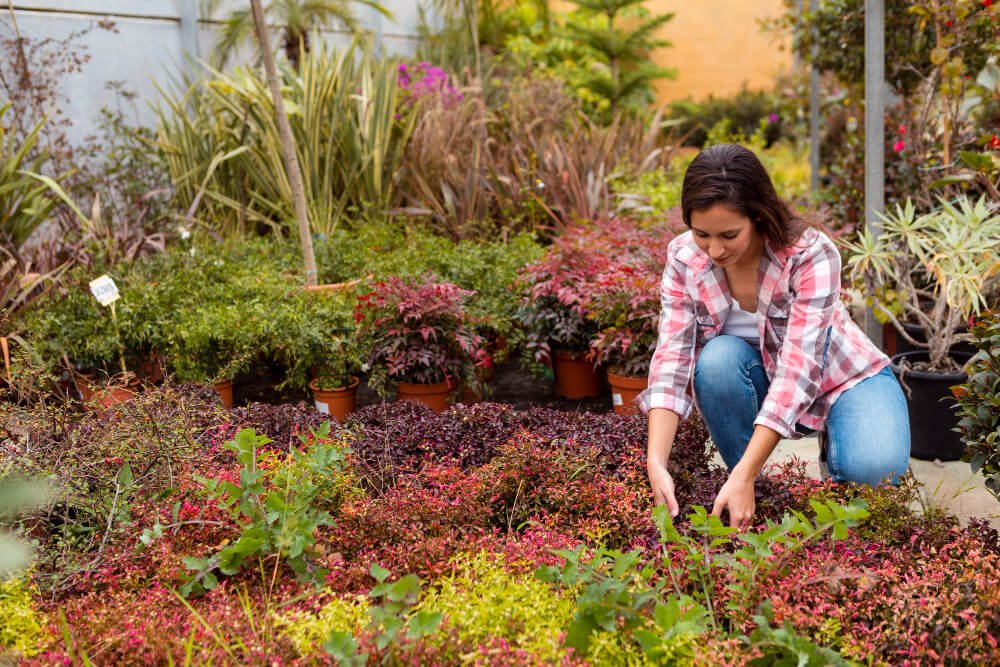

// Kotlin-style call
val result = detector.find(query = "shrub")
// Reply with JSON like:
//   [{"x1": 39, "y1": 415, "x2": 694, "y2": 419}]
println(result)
[
  {"x1": 275, "y1": 592, "x2": 370, "y2": 657},
  {"x1": 415, "y1": 551, "x2": 575, "y2": 663},
  {"x1": 0, "y1": 574, "x2": 46, "y2": 658},
  {"x1": 517, "y1": 217, "x2": 679, "y2": 376},
  {"x1": 178, "y1": 423, "x2": 352, "y2": 596},
  {"x1": 667, "y1": 89, "x2": 790, "y2": 148},
  {"x1": 355, "y1": 275, "x2": 491, "y2": 397},
  {"x1": 5, "y1": 382, "x2": 224, "y2": 595},
  {"x1": 954, "y1": 312, "x2": 1000, "y2": 499},
  {"x1": 155, "y1": 41, "x2": 412, "y2": 237}
]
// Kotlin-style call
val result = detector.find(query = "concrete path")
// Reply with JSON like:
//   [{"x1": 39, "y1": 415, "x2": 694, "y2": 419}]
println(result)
[{"x1": 735, "y1": 437, "x2": 1000, "y2": 530}]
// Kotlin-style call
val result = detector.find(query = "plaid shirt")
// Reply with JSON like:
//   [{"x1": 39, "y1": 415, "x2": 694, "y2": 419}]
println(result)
[{"x1": 639, "y1": 228, "x2": 890, "y2": 438}]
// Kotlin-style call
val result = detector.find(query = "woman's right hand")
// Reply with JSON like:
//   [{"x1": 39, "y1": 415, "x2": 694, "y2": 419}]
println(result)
[{"x1": 647, "y1": 458, "x2": 680, "y2": 517}]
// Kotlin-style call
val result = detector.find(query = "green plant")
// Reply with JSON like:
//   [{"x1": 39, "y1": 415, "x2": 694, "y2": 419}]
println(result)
[
  {"x1": 954, "y1": 312, "x2": 1000, "y2": 499},
  {"x1": 537, "y1": 498, "x2": 869, "y2": 663},
  {"x1": 667, "y1": 88, "x2": 790, "y2": 149},
  {"x1": 204, "y1": 0, "x2": 393, "y2": 68},
  {"x1": 413, "y1": 551, "x2": 574, "y2": 662},
  {"x1": 323, "y1": 564, "x2": 442, "y2": 664},
  {"x1": 560, "y1": 0, "x2": 675, "y2": 117},
  {"x1": 771, "y1": 1, "x2": 1000, "y2": 215},
  {"x1": 155, "y1": 40, "x2": 413, "y2": 238},
  {"x1": 275, "y1": 593, "x2": 370, "y2": 657},
  {"x1": 843, "y1": 196, "x2": 1000, "y2": 371},
  {"x1": 179, "y1": 423, "x2": 349, "y2": 596},
  {"x1": 270, "y1": 288, "x2": 361, "y2": 392},
  {"x1": 0, "y1": 103, "x2": 64, "y2": 250},
  {"x1": 0, "y1": 573, "x2": 46, "y2": 658}
]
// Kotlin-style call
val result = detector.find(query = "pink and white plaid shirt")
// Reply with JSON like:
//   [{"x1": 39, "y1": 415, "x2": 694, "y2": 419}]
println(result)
[{"x1": 638, "y1": 228, "x2": 890, "y2": 438}]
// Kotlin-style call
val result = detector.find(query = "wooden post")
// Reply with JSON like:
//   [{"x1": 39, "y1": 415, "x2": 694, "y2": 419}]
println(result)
[
  {"x1": 249, "y1": 0, "x2": 318, "y2": 286},
  {"x1": 864, "y1": 0, "x2": 885, "y2": 346}
]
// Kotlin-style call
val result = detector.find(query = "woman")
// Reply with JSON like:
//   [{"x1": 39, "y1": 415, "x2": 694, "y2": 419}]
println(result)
[{"x1": 640, "y1": 143, "x2": 910, "y2": 529}]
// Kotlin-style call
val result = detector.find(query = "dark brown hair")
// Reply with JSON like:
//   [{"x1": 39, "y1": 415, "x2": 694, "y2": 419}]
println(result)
[{"x1": 680, "y1": 143, "x2": 813, "y2": 248}]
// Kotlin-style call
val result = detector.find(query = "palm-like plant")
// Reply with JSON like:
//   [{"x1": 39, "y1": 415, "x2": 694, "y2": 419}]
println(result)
[
  {"x1": 843, "y1": 196, "x2": 1000, "y2": 372},
  {"x1": 204, "y1": 0, "x2": 393, "y2": 68}
]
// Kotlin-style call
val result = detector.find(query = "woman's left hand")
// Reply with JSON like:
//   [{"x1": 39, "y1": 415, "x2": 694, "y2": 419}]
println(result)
[{"x1": 711, "y1": 474, "x2": 756, "y2": 529}]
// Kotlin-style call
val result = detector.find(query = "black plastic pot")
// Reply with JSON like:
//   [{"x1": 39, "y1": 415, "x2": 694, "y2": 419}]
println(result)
[{"x1": 890, "y1": 351, "x2": 971, "y2": 461}]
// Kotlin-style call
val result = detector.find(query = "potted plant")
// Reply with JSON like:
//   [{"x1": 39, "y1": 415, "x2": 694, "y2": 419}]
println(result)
[
  {"x1": 516, "y1": 240, "x2": 607, "y2": 399},
  {"x1": 844, "y1": 195, "x2": 1000, "y2": 459},
  {"x1": 355, "y1": 275, "x2": 490, "y2": 412},
  {"x1": 584, "y1": 261, "x2": 661, "y2": 415},
  {"x1": 951, "y1": 311, "x2": 1000, "y2": 500},
  {"x1": 167, "y1": 300, "x2": 264, "y2": 408},
  {"x1": 272, "y1": 288, "x2": 364, "y2": 418}
]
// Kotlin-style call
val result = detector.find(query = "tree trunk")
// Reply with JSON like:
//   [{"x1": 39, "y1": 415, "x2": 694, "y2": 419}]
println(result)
[{"x1": 249, "y1": 0, "x2": 318, "y2": 286}]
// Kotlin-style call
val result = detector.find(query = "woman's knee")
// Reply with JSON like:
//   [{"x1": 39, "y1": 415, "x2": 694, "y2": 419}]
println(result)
[
  {"x1": 826, "y1": 370, "x2": 911, "y2": 485},
  {"x1": 695, "y1": 335, "x2": 756, "y2": 383}
]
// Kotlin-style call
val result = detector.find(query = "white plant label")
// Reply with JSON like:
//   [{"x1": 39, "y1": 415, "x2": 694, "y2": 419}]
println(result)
[
  {"x1": 314, "y1": 399, "x2": 330, "y2": 414},
  {"x1": 89, "y1": 275, "x2": 120, "y2": 307},
  {"x1": 612, "y1": 392, "x2": 623, "y2": 406}
]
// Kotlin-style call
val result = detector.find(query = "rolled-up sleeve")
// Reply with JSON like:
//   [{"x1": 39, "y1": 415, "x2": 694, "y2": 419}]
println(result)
[
  {"x1": 639, "y1": 248, "x2": 697, "y2": 418},
  {"x1": 754, "y1": 237, "x2": 840, "y2": 437}
]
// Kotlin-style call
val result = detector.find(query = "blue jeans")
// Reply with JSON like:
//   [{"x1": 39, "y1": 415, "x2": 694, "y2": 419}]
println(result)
[{"x1": 693, "y1": 335, "x2": 910, "y2": 485}]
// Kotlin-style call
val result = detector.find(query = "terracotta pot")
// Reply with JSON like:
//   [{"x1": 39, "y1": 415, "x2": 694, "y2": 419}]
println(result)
[
  {"x1": 552, "y1": 349, "x2": 602, "y2": 399},
  {"x1": 395, "y1": 378, "x2": 457, "y2": 412},
  {"x1": 310, "y1": 376, "x2": 359, "y2": 420},
  {"x1": 137, "y1": 351, "x2": 165, "y2": 384},
  {"x1": 213, "y1": 379, "x2": 235, "y2": 409},
  {"x1": 607, "y1": 372, "x2": 647, "y2": 416},
  {"x1": 76, "y1": 374, "x2": 137, "y2": 408},
  {"x1": 94, "y1": 384, "x2": 137, "y2": 408},
  {"x1": 75, "y1": 374, "x2": 97, "y2": 403}
]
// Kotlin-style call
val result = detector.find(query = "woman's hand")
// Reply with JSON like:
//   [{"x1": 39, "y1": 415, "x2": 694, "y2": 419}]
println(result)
[
  {"x1": 647, "y1": 459, "x2": 680, "y2": 517},
  {"x1": 711, "y1": 474, "x2": 755, "y2": 529}
]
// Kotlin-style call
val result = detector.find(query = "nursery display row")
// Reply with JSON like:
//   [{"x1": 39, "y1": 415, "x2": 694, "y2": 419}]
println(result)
[{"x1": 15, "y1": 216, "x2": 684, "y2": 417}]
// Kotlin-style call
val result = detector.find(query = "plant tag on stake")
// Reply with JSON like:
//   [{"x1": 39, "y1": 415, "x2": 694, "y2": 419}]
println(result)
[{"x1": 89, "y1": 275, "x2": 120, "y2": 307}]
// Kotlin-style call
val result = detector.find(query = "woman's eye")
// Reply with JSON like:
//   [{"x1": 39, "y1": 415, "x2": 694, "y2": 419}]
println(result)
[{"x1": 723, "y1": 233, "x2": 738, "y2": 239}]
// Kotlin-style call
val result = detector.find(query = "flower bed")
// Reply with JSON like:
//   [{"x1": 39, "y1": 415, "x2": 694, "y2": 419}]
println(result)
[{"x1": 3, "y1": 385, "x2": 999, "y2": 664}]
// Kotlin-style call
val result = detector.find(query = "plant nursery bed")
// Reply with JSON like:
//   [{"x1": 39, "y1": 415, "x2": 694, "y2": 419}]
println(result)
[{"x1": 4, "y1": 383, "x2": 1000, "y2": 665}]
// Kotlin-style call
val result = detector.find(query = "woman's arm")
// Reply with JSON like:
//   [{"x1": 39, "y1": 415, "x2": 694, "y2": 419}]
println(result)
[
  {"x1": 647, "y1": 407, "x2": 681, "y2": 516},
  {"x1": 711, "y1": 424, "x2": 781, "y2": 528}
]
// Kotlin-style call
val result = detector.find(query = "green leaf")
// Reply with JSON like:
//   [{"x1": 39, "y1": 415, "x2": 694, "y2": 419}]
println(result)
[
  {"x1": 370, "y1": 563, "x2": 390, "y2": 583},
  {"x1": 406, "y1": 610, "x2": 442, "y2": 639},
  {"x1": 958, "y1": 151, "x2": 995, "y2": 172},
  {"x1": 322, "y1": 630, "x2": 364, "y2": 664},
  {"x1": 116, "y1": 463, "x2": 134, "y2": 489}
]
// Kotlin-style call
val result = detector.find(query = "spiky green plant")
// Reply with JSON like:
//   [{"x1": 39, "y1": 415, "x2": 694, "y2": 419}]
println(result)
[
  {"x1": 843, "y1": 196, "x2": 1000, "y2": 372},
  {"x1": 154, "y1": 41, "x2": 413, "y2": 237}
]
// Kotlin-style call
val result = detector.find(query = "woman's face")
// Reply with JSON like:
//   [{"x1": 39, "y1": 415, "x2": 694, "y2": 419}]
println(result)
[{"x1": 689, "y1": 204, "x2": 764, "y2": 269}]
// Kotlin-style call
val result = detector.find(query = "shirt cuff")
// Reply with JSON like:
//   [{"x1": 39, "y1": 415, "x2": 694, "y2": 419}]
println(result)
[
  {"x1": 753, "y1": 412, "x2": 794, "y2": 439},
  {"x1": 638, "y1": 387, "x2": 693, "y2": 418}
]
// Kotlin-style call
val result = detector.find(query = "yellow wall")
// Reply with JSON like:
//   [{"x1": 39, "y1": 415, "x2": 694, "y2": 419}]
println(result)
[{"x1": 555, "y1": 0, "x2": 793, "y2": 103}]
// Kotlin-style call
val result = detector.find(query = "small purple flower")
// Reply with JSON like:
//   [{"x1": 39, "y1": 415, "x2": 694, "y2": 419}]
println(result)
[
  {"x1": 767, "y1": 113, "x2": 780, "y2": 124},
  {"x1": 397, "y1": 61, "x2": 462, "y2": 107}
]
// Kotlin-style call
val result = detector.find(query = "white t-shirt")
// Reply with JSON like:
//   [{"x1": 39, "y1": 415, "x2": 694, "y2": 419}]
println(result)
[{"x1": 721, "y1": 300, "x2": 760, "y2": 348}]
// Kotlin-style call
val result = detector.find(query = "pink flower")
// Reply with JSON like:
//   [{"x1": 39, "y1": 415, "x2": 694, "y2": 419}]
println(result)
[
  {"x1": 898, "y1": 124, "x2": 907, "y2": 134},
  {"x1": 893, "y1": 140, "x2": 905, "y2": 152}
]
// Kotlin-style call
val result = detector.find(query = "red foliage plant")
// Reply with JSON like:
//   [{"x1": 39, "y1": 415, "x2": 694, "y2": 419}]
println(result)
[{"x1": 355, "y1": 274, "x2": 491, "y2": 397}]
